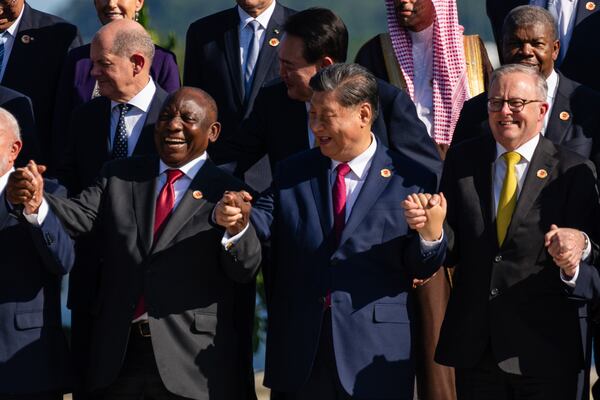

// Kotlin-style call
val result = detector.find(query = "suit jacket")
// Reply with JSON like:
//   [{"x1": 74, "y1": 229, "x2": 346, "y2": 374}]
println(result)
[
  {"x1": 0, "y1": 85, "x2": 38, "y2": 166},
  {"x1": 51, "y1": 43, "x2": 180, "y2": 168},
  {"x1": 225, "y1": 79, "x2": 442, "y2": 190},
  {"x1": 1, "y1": 3, "x2": 82, "y2": 166},
  {"x1": 184, "y1": 3, "x2": 295, "y2": 162},
  {"x1": 436, "y1": 134, "x2": 600, "y2": 377},
  {"x1": 487, "y1": 0, "x2": 600, "y2": 90},
  {"x1": 453, "y1": 72, "x2": 600, "y2": 172},
  {"x1": 45, "y1": 156, "x2": 262, "y2": 400},
  {"x1": 0, "y1": 180, "x2": 74, "y2": 394},
  {"x1": 251, "y1": 142, "x2": 447, "y2": 398}
]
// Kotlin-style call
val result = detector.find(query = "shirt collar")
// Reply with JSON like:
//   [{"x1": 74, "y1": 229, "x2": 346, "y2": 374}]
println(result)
[
  {"x1": 331, "y1": 134, "x2": 377, "y2": 180},
  {"x1": 495, "y1": 133, "x2": 540, "y2": 164},
  {"x1": 0, "y1": 167, "x2": 14, "y2": 194},
  {"x1": 238, "y1": 1, "x2": 276, "y2": 30},
  {"x1": 4, "y1": 4, "x2": 24, "y2": 38},
  {"x1": 159, "y1": 152, "x2": 208, "y2": 181},
  {"x1": 546, "y1": 69, "x2": 559, "y2": 102},
  {"x1": 110, "y1": 78, "x2": 156, "y2": 112}
]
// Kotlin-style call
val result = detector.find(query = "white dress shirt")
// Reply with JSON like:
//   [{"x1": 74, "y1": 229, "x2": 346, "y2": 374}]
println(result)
[
  {"x1": 109, "y1": 78, "x2": 157, "y2": 156},
  {"x1": 530, "y1": 0, "x2": 577, "y2": 63},
  {"x1": 238, "y1": 1, "x2": 276, "y2": 74},
  {"x1": 0, "y1": 167, "x2": 12, "y2": 195},
  {"x1": 542, "y1": 69, "x2": 559, "y2": 134},
  {"x1": 409, "y1": 24, "x2": 434, "y2": 138},
  {"x1": 156, "y1": 153, "x2": 206, "y2": 210},
  {"x1": 0, "y1": 4, "x2": 24, "y2": 82}
]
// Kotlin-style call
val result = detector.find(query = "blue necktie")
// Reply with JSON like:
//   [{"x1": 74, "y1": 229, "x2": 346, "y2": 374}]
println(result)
[
  {"x1": 111, "y1": 103, "x2": 131, "y2": 159},
  {"x1": 244, "y1": 20, "x2": 260, "y2": 101},
  {"x1": 0, "y1": 32, "x2": 6, "y2": 77}
]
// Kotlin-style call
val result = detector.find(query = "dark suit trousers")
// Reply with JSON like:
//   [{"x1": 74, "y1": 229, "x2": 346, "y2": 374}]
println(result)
[
  {"x1": 455, "y1": 347, "x2": 577, "y2": 400},
  {"x1": 276, "y1": 310, "x2": 352, "y2": 400},
  {"x1": 91, "y1": 325, "x2": 190, "y2": 400},
  {"x1": 0, "y1": 393, "x2": 62, "y2": 400}
]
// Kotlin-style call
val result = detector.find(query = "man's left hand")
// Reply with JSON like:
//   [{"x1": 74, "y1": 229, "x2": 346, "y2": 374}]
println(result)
[{"x1": 544, "y1": 224, "x2": 585, "y2": 279}]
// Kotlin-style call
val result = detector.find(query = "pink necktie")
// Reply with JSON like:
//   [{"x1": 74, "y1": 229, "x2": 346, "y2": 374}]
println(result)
[{"x1": 133, "y1": 169, "x2": 184, "y2": 319}]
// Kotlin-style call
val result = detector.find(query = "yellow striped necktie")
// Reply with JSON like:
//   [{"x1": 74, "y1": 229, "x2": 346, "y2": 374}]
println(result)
[{"x1": 497, "y1": 151, "x2": 521, "y2": 246}]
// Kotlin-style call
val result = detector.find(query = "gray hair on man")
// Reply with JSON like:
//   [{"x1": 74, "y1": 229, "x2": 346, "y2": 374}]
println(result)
[
  {"x1": 111, "y1": 24, "x2": 155, "y2": 62},
  {"x1": 0, "y1": 107, "x2": 21, "y2": 142},
  {"x1": 489, "y1": 63, "x2": 548, "y2": 100},
  {"x1": 309, "y1": 63, "x2": 380, "y2": 122},
  {"x1": 503, "y1": 5, "x2": 558, "y2": 42}
]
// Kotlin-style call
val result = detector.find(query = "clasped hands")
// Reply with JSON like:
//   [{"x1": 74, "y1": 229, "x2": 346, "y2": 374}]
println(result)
[
  {"x1": 544, "y1": 224, "x2": 586, "y2": 279},
  {"x1": 402, "y1": 192, "x2": 446, "y2": 241},
  {"x1": 214, "y1": 190, "x2": 253, "y2": 236},
  {"x1": 6, "y1": 160, "x2": 45, "y2": 215}
]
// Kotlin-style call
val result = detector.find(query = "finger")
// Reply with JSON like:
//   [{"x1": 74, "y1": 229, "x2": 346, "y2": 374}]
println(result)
[
  {"x1": 429, "y1": 194, "x2": 441, "y2": 207},
  {"x1": 238, "y1": 190, "x2": 253, "y2": 202},
  {"x1": 544, "y1": 229, "x2": 558, "y2": 247},
  {"x1": 219, "y1": 205, "x2": 242, "y2": 216},
  {"x1": 549, "y1": 224, "x2": 559, "y2": 231},
  {"x1": 416, "y1": 193, "x2": 429, "y2": 209},
  {"x1": 439, "y1": 192, "x2": 447, "y2": 211}
]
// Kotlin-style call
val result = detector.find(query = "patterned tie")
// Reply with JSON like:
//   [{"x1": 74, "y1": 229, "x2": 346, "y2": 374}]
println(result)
[
  {"x1": 132, "y1": 169, "x2": 185, "y2": 319},
  {"x1": 111, "y1": 103, "x2": 131, "y2": 159},
  {"x1": 244, "y1": 20, "x2": 260, "y2": 101},
  {"x1": 497, "y1": 151, "x2": 521, "y2": 246},
  {"x1": 333, "y1": 163, "x2": 352, "y2": 246},
  {"x1": 0, "y1": 32, "x2": 6, "y2": 77}
]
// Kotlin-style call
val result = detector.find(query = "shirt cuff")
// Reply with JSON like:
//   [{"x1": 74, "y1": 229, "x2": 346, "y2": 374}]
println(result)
[
  {"x1": 23, "y1": 198, "x2": 48, "y2": 226},
  {"x1": 221, "y1": 223, "x2": 250, "y2": 250},
  {"x1": 420, "y1": 230, "x2": 444, "y2": 252},
  {"x1": 581, "y1": 232, "x2": 591, "y2": 261},
  {"x1": 560, "y1": 266, "x2": 579, "y2": 288}
]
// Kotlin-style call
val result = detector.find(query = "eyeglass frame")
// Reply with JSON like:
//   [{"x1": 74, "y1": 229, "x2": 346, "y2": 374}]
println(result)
[{"x1": 487, "y1": 98, "x2": 545, "y2": 113}]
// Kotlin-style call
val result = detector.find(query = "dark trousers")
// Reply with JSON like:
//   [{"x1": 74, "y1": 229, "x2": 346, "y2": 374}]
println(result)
[
  {"x1": 0, "y1": 393, "x2": 62, "y2": 400},
  {"x1": 277, "y1": 310, "x2": 352, "y2": 400},
  {"x1": 71, "y1": 309, "x2": 94, "y2": 400},
  {"x1": 455, "y1": 348, "x2": 578, "y2": 400},
  {"x1": 91, "y1": 324, "x2": 190, "y2": 400}
]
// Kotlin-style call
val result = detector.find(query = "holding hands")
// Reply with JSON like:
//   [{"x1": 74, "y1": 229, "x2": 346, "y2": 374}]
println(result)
[
  {"x1": 6, "y1": 160, "x2": 45, "y2": 215},
  {"x1": 544, "y1": 224, "x2": 586, "y2": 279},
  {"x1": 214, "y1": 190, "x2": 253, "y2": 236},
  {"x1": 402, "y1": 192, "x2": 446, "y2": 241}
]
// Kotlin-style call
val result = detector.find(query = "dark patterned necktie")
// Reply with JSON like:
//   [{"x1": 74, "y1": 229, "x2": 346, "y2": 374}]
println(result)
[{"x1": 111, "y1": 103, "x2": 131, "y2": 159}]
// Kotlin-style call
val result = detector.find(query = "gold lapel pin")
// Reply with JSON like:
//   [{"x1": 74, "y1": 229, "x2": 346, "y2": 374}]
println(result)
[
  {"x1": 21, "y1": 34, "x2": 33, "y2": 44},
  {"x1": 380, "y1": 168, "x2": 392, "y2": 178},
  {"x1": 269, "y1": 38, "x2": 280, "y2": 47},
  {"x1": 559, "y1": 111, "x2": 570, "y2": 121},
  {"x1": 536, "y1": 169, "x2": 548, "y2": 179},
  {"x1": 192, "y1": 190, "x2": 203, "y2": 200},
  {"x1": 586, "y1": 1, "x2": 596, "y2": 10}
]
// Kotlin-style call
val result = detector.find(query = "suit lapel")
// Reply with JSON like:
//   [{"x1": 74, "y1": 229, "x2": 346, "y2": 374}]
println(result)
[
  {"x1": 93, "y1": 98, "x2": 112, "y2": 165},
  {"x1": 575, "y1": 0, "x2": 600, "y2": 25},
  {"x1": 2, "y1": 4, "x2": 33, "y2": 84},
  {"x1": 151, "y1": 160, "x2": 221, "y2": 254},
  {"x1": 223, "y1": 8, "x2": 244, "y2": 105},
  {"x1": 132, "y1": 86, "x2": 167, "y2": 156},
  {"x1": 339, "y1": 143, "x2": 393, "y2": 247},
  {"x1": 310, "y1": 154, "x2": 334, "y2": 239},
  {"x1": 545, "y1": 73, "x2": 572, "y2": 144},
  {"x1": 503, "y1": 137, "x2": 558, "y2": 245},
  {"x1": 476, "y1": 134, "x2": 497, "y2": 229},
  {"x1": 132, "y1": 157, "x2": 160, "y2": 257},
  {"x1": 246, "y1": 3, "x2": 285, "y2": 104}
]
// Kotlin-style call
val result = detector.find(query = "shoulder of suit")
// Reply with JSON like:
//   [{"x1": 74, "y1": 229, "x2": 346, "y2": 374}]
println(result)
[
  {"x1": 25, "y1": 5, "x2": 79, "y2": 31},
  {"x1": 0, "y1": 85, "x2": 28, "y2": 102},
  {"x1": 188, "y1": 6, "x2": 237, "y2": 32},
  {"x1": 66, "y1": 43, "x2": 91, "y2": 61},
  {"x1": 71, "y1": 95, "x2": 109, "y2": 118}
]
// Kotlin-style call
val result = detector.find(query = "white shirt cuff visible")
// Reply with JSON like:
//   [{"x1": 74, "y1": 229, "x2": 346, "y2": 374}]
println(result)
[
  {"x1": 419, "y1": 230, "x2": 444, "y2": 252},
  {"x1": 560, "y1": 266, "x2": 579, "y2": 288},
  {"x1": 221, "y1": 223, "x2": 250, "y2": 250},
  {"x1": 23, "y1": 198, "x2": 48, "y2": 226}
]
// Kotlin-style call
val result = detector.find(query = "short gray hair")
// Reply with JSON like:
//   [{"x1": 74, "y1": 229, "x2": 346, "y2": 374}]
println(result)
[
  {"x1": 309, "y1": 63, "x2": 379, "y2": 121},
  {"x1": 489, "y1": 63, "x2": 548, "y2": 100},
  {"x1": 503, "y1": 5, "x2": 558, "y2": 42},
  {"x1": 112, "y1": 28, "x2": 155, "y2": 63},
  {"x1": 0, "y1": 107, "x2": 21, "y2": 142}
]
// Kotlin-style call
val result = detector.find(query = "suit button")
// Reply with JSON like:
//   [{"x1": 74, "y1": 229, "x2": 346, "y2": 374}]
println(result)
[
  {"x1": 491, "y1": 288, "x2": 499, "y2": 297},
  {"x1": 494, "y1": 255, "x2": 502, "y2": 263}
]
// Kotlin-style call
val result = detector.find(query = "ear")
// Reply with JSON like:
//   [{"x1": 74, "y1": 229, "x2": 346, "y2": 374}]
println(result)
[
  {"x1": 8, "y1": 139, "x2": 22, "y2": 164},
  {"x1": 208, "y1": 122, "x2": 221, "y2": 143},
  {"x1": 136, "y1": 0, "x2": 145, "y2": 11},
  {"x1": 358, "y1": 102, "x2": 373, "y2": 128},
  {"x1": 319, "y1": 56, "x2": 335, "y2": 69},
  {"x1": 131, "y1": 53, "x2": 145, "y2": 74},
  {"x1": 551, "y1": 39, "x2": 560, "y2": 61},
  {"x1": 539, "y1": 101, "x2": 549, "y2": 120}
]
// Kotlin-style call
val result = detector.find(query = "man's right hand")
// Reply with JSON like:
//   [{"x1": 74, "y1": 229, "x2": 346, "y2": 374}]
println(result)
[
  {"x1": 6, "y1": 160, "x2": 46, "y2": 214},
  {"x1": 214, "y1": 190, "x2": 253, "y2": 236},
  {"x1": 402, "y1": 192, "x2": 446, "y2": 241}
]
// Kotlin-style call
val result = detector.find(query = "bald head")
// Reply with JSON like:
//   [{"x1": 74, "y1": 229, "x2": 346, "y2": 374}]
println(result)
[
  {"x1": 90, "y1": 19, "x2": 154, "y2": 102},
  {"x1": 0, "y1": 108, "x2": 22, "y2": 176}
]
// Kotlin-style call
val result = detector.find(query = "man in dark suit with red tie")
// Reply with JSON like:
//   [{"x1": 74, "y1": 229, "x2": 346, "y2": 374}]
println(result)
[{"x1": 8, "y1": 87, "x2": 262, "y2": 400}]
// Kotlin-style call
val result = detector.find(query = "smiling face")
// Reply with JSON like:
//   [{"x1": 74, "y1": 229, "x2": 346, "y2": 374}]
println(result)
[
  {"x1": 154, "y1": 89, "x2": 221, "y2": 168},
  {"x1": 502, "y1": 23, "x2": 559, "y2": 78},
  {"x1": 488, "y1": 72, "x2": 548, "y2": 151},
  {"x1": 0, "y1": 0, "x2": 23, "y2": 31},
  {"x1": 236, "y1": 0, "x2": 273, "y2": 17},
  {"x1": 94, "y1": 0, "x2": 144, "y2": 25},
  {"x1": 394, "y1": 0, "x2": 435, "y2": 32},
  {"x1": 278, "y1": 35, "x2": 321, "y2": 102},
  {"x1": 309, "y1": 89, "x2": 372, "y2": 162}
]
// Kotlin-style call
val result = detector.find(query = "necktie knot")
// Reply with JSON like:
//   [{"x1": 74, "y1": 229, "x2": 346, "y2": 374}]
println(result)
[
  {"x1": 503, "y1": 151, "x2": 521, "y2": 167},
  {"x1": 336, "y1": 163, "x2": 351, "y2": 178},
  {"x1": 247, "y1": 19, "x2": 260, "y2": 32},
  {"x1": 118, "y1": 103, "x2": 131, "y2": 115},
  {"x1": 165, "y1": 169, "x2": 184, "y2": 184}
]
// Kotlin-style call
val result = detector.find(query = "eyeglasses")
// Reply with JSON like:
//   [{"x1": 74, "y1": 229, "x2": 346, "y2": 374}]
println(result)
[{"x1": 487, "y1": 98, "x2": 544, "y2": 113}]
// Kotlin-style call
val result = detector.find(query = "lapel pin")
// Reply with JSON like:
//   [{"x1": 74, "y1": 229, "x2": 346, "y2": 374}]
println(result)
[
  {"x1": 192, "y1": 190, "x2": 203, "y2": 200},
  {"x1": 559, "y1": 111, "x2": 570, "y2": 121},
  {"x1": 269, "y1": 38, "x2": 280, "y2": 47},
  {"x1": 21, "y1": 34, "x2": 33, "y2": 44},
  {"x1": 586, "y1": 1, "x2": 596, "y2": 10},
  {"x1": 380, "y1": 168, "x2": 392, "y2": 178},
  {"x1": 536, "y1": 169, "x2": 548, "y2": 179},
  {"x1": 274, "y1": 28, "x2": 280, "y2": 35}
]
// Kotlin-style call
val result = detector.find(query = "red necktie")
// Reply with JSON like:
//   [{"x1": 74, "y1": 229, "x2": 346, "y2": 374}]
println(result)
[
  {"x1": 326, "y1": 163, "x2": 351, "y2": 308},
  {"x1": 133, "y1": 169, "x2": 184, "y2": 319}
]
